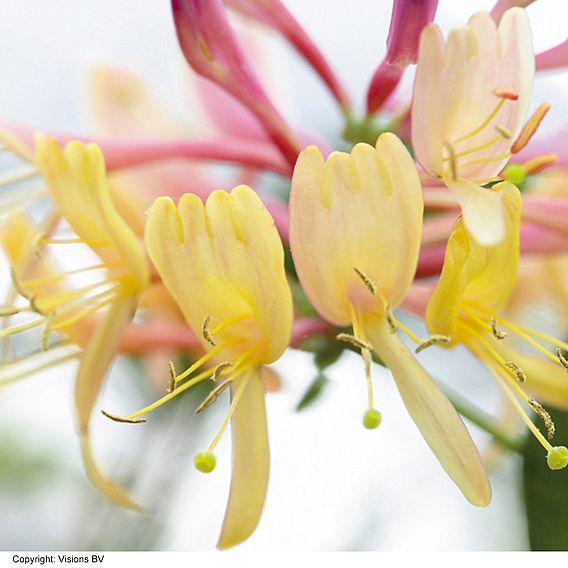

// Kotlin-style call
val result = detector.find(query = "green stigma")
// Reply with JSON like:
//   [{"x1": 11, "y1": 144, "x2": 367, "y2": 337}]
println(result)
[
  {"x1": 503, "y1": 163, "x2": 526, "y2": 186},
  {"x1": 194, "y1": 451, "x2": 217, "y2": 473},
  {"x1": 363, "y1": 408, "x2": 382, "y2": 429},
  {"x1": 547, "y1": 446, "x2": 568, "y2": 470}
]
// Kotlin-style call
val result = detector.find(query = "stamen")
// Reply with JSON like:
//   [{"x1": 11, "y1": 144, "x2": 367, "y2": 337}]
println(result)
[
  {"x1": 0, "y1": 305, "x2": 30, "y2": 317},
  {"x1": 453, "y1": 96, "x2": 508, "y2": 144},
  {"x1": 100, "y1": 410, "x2": 146, "y2": 424},
  {"x1": 385, "y1": 304, "x2": 397, "y2": 334},
  {"x1": 494, "y1": 125, "x2": 512, "y2": 139},
  {"x1": 44, "y1": 238, "x2": 111, "y2": 246},
  {"x1": 0, "y1": 316, "x2": 45, "y2": 339},
  {"x1": 522, "y1": 154, "x2": 558, "y2": 175},
  {"x1": 336, "y1": 333, "x2": 372, "y2": 351},
  {"x1": 353, "y1": 267, "x2": 376, "y2": 295},
  {"x1": 443, "y1": 135, "x2": 503, "y2": 161},
  {"x1": 195, "y1": 378, "x2": 233, "y2": 414},
  {"x1": 10, "y1": 268, "x2": 33, "y2": 300},
  {"x1": 556, "y1": 348, "x2": 568, "y2": 371},
  {"x1": 49, "y1": 293, "x2": 117, "y2": 331},
  {"x1": 490, "y1": 317, "x2": 507, "y2": 340},
  {"x1": 167, "y1": 361, "x2": 177, "y2": 393},
  {"x1": 511, "y1": 103, "x2": 551, "y2": 154},
  {"x1": 504, "y1": 361, "x2": 526, "y2": 383},
  {"x1": 209, "y1": 313, "x2": 250, "y2": 336},
  {"x1": 528, "y1": 398, "x2": 556, "y2": 440},
  {"x1": 492, "y1": 88, "x2": 519, "y2": 101},
  {"x1": 415, "y1": 334, "x2": 451, "y2": 354},
  {"x1": 207, "y1": 372, "x2": 252, "y2": 452},
  {"x1": 175, "y1": 341, "x2": 236, "y2": 384},
  {"x1": 41, "y1": 312, "x2": 55, "y2": 351},
  {"x1": 459, "y1": 152, "x2": 512, "y2": 169},
  {"x1": 212, "y1": 361, "x2": 233, "y2": 381},
  {"x1": 202, "y1": 315, "x2": 216, "y2": 346},
  {"x1": 443, "y1": 142, "x2": 458, "y2": 180},
  {"x1": 19, "y1": 263, "x2": 109, "y2": 288}
]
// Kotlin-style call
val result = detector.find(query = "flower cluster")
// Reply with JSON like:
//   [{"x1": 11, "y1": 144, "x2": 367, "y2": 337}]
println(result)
[{"x1": 2, "y1": 0, "x2": 568, "y2": 549}]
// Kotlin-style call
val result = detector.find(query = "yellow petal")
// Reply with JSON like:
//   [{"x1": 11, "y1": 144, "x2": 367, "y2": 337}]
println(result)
[
  {"x1": 145, "y1": 187, "x2": 292, "y2": 363},
  {"x1": 75, "y1": 295, "x2": 140, "y2": 509},
  {"x1": 217, "y1": 371, "x2": 269, "y2": 549},
  {"x1": 35, "y1": 136, "x2": 149, "y2": 289},
  {"x1": 426, "y1": 181, "x2": 521, "y2": 339},
  {"x1": 366, "y1": 316, "x2": 491, "y2": 507},
  {"x1": 289, "y1": 133, "x2": 422, "y2": 325}
]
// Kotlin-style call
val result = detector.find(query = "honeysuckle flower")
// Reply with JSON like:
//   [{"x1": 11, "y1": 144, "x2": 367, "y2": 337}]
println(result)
[
  {"x1": 171, "y1": 0, "x2": 301, "y2": 164},
  {"x1": 490, "y1": 0, "x2": 537, "y2": 23},
  {"x1": 424, "y1": 181, "x2": 568, "y2": 470},
  {"x1": 289, "y1": 133, "x2": 491, "y2": 506},
  {"x1": 0, "y1": 136, "x2": 150, "y2": 508},
  {"x1": 366, "y1": 0, "x2": 438, "y2": 113},
  {"x1": 536, "y1": 38, "x2": 568, "y2": 71},
  {"x1": 412, "y1": 9, "x2": 535, "y2": 245},
  {"x1": 104, "y1": 185, "x2": 293, "y2": 548}
]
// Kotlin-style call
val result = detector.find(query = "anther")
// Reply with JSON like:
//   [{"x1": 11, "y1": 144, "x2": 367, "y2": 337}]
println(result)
[
  {"x1": 212, "y1": 361, "x2": 233, "y2": 382},
  {"x1": 528, "y1": 398, "x2": 555, "y2": 440},
  {"x1": 415, "y1": 335, "x2": 451, "y2": 354},
  {"x1": 492, "y1": 88, "x2": 519, "y2": 101},
  {"x1": 101, "y1": 410, "x2": 147, "y2": 424},
  {"x1": 336, "y1": 333, "x2": 373, "y2": 351},
  {"x1": 522, "y1": 154, "x2": 558, "y2": 175},
  {"x1": 556, "y1": 348, "x2": 568, "y2": 371},
  {"x1": 511, "y1": 103, "x2": 551, "y2": 154},
  {"x1": 195, "y1": 379, "x2": 233, "y2": 413},
  {"x1": 363, "y1": 408, "x2": 382, "y2": 430},
  {"x1": 194, "y1": 451, "x2": 216, "y2": 473},
  {"x1": 443, "y1": 142, "x2": 458, "y2": 180},
  {"x1": 41, "y1": 312, "x2": 55, "y2": 351},
  {"x1": 494, "y1": 125, "x2": 512, "y2": 139},
  {"x1": 353, "y1": 267, "x2": 376, "y2": 295},
  {"x1": 385, "y1": 305, "x2": 397, "y2": 334},
  {"x1": 505, "y1": 361, "x2": 526, "y2": 383},
  {"x1": 167, "y1": 361, "x2": 177, "y2": 393},
  {"x1": 31, "y1": 232, "x2": 47, "y2": 258},
  {"x1": 490, "y1": 317, "x2": 507, "y2": 340},
  {"x1": 547, "y1": 446, "x2": 568, "y2": 470},
  {"x1": 202, "y1": 315, "x2": 216, "y2": 347}
]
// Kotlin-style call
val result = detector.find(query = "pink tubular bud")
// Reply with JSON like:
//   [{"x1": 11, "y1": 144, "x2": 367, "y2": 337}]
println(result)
[
  {"x1": 366, "y1": 0, "x2": 438, "y2": 114},
  {"x1": 536, "y1": 38, "x2": 568, "y2": 71},
  {"x1": 385, "y1": 0, "x2": 439, "y2": 67},
  {"x1": 490, "y1": 0, "x2": 537, "y2": 23},
  {"x1": 171, "y1": 0, "x2": 301, "y2": 164},
  {"x1": 224, "y1": 0, "x2": 350, "y2": 110}
]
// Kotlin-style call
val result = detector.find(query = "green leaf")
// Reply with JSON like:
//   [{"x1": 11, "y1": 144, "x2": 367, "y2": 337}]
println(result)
[
  {"x1": 523, "y1": 406, "x2": 568, "y2": 550},
  {"x1": 295, "y1": 374, "x2": 329, "y2": 412}
]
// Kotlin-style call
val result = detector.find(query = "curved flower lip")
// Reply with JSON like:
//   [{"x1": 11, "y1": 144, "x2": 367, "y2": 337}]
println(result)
[
  {"x1": 412, "y1": 8, "x2": 534, "y2": 183},
  {"x1": 145, "y1": 185, "x2": 293, "y2": 364},
  {"x1": 289, "y1": 133, "x2": 423, "y2": 326}
]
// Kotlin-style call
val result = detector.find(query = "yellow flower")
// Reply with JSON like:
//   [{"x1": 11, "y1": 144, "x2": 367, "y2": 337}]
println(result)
[
  {"x1": 412, "y1": 9, "x2": 534, "y2": 245},
  {"x1": 1, "y1": 136, "x2": 149, "y2": 508},
  {"x1": 106, "y1": 185, "x2": 293, "y2": 548},
  {"x1": 425, "y1": 181, "x2": 568, "y2": 470},
  {"x1": 289, "y1": 133, "x2": 491, "y2": 506}
]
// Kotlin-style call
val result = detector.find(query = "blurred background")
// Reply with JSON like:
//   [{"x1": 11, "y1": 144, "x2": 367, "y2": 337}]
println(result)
[{"x1": 0, "y1": 0, "x2": 567, "y2": 551}]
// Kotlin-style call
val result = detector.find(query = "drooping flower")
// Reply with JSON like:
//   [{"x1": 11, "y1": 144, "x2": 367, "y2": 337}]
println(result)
[
  {"x1": 289, "y1": 133, "x2": 491, "y2": 506},
  {"x1": 1, "y1": 136, "x2": 150, "y2": 508},
  {"x1": 412, "y1": 9, "x2": 536, "y2": 245},
  {"x1": 105, "y1": 185, "x2": 293, "y2": 548},
  {"x1": 424, "y1": 181, "x2": 568, "y2": 470}
]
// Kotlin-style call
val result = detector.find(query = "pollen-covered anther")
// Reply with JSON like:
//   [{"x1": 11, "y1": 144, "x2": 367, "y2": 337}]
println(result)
[
  {"x1": 353, "y1": 267, "x2": 376, "y2": 295},
  {"x1": 443, "y1": 142, "x2": 458, "y2": 180},
  {"x1": 336, "y1": 333, "x2": 372, "y2": 351},
  {"x1": 511, "y1": 103, "x2": 551, "y2": 154},
  {"x1": 523, "y1": 154, "x2": 559, "y2": 176},
  {"x1": 195, "y1": 378, "x2": 233, "y2": 414},
  {"x1": 505, "y1": 361, "x2": 526, "y2": 383},
  {"x1": 41, "y1": 312, "x2": 55, "y2": 351},
  {"x1": 100, "y1": 409, "x2": 147, "y2": 424},
  {"x1": 492, "y1": 88, "x2": 519, "y2": 101},
  {"x1": 212, "y1": 361, "x2": 233, "y2": 382},
  {"x1": 494, "y1": 125, "x2": 512, "y2": 139},
  {"x1": 167, "y1": 361, "x2": 177, "y2": 393},
  {"x1": 385, "y1": 304, "x2": 397, "y2": 334},
  {"x1": 201, "y1": 314, "x2": 217, "y2": 347},
  {"x1": 415, "y1": 334, "x2": 451, "y2": 354},
  {"x1": 490, "y1": 317, "x2": 507, "y2": 340},
  {"x1": 528, "y1": 398, "x2": 556, "y2": 440},
  {"x1": 556, "y1": 348, "x2": 568, "y2": 372}
]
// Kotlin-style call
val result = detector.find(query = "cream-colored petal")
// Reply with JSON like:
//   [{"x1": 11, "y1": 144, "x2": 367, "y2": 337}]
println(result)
[
  {"x1": 446, "y1": 177, "x2": 506, "y2": 246},
  {"x1": 75, "y1": 295, "x2": 140, "y2": 509},
  {"x1": 367, "y1": 316, "x2": 491, "y2": 507},
  {"x1": 217, "y1": 371, "x2": 269, "y2": 549}
]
